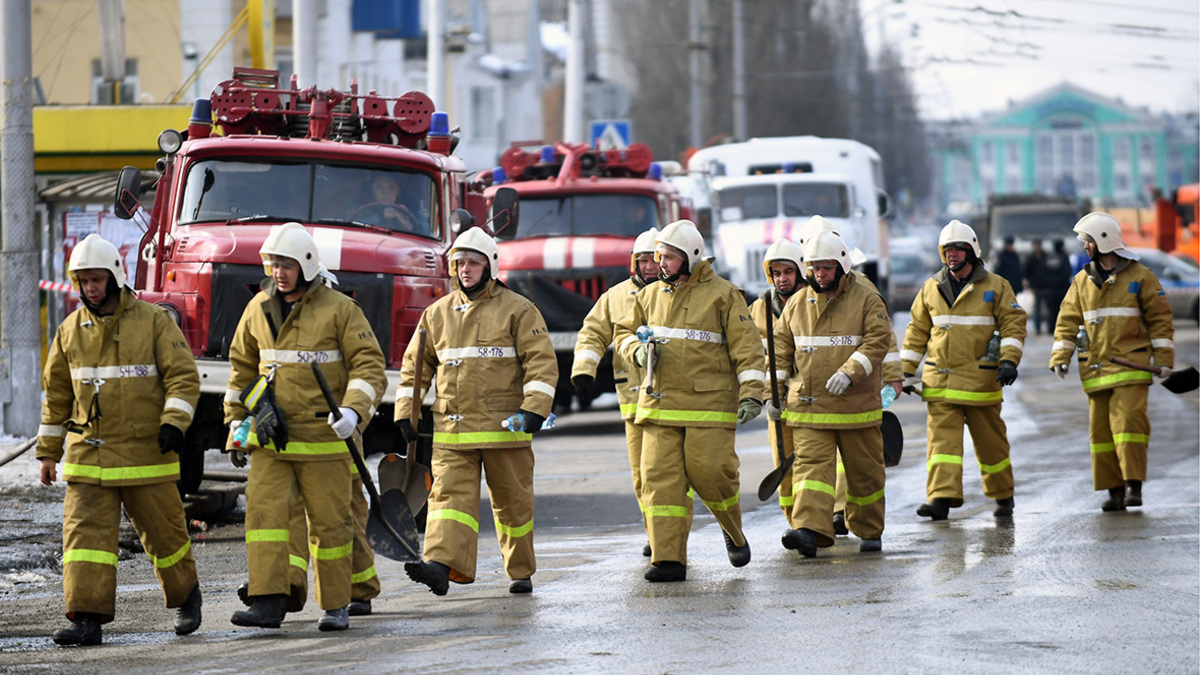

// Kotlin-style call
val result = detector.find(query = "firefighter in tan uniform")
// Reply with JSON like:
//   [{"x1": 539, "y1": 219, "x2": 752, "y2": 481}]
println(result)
[
  {"x1": 226, "y1": 223, "x2": 386, "y2": 632},
  {"x1": 772, "y1": 230, "x2": 891, "y2": 556},
  {"x1": 1049, "y1": 213, "x2": 1174, "y2": 511},
  {"x1": 901, "y1": 220, "x2": 1026, "y2": 521},
  {"x1": 791, "y1": 217, "x2": 904, "y2": 534},
  {"x1": 613, "y1": 220, "x2": 765, "y2": 583},
  {"x1": 749, "y1": 238, "x2": 805, "y2": 527},
  {"x1": 571, "y1": 228, "x2": 694, "y2": 557},
  {"x1": 397, "y1": 227, "x2": 558, "y2": 595},
  {"x1": 37, "y1": 234, "x2": 202, "y2": 646}
]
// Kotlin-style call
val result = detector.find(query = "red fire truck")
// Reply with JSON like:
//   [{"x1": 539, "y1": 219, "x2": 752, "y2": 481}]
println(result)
[
  {"x1": 478, "y1": 141, "x2": 692, "y2": 411},
  {"x1": 112, "y1": 67, "x2": 517, "y2": 493}
]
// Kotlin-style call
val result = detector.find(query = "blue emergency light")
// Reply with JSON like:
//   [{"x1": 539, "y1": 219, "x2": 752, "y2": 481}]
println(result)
[
  {"x1": 428, "y1": 111, "x2": 450, "y2": 137},
  {"x1": 493, "y1": 166, "x2": 507, "y2": 185},
  {"x1": 540, "y1": 145, "x2": 556, "y2": 163}
]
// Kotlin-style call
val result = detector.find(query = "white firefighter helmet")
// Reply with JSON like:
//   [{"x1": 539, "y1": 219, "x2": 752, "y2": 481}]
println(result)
[
  {"x1": 802, "y1": 229, "x2": 852, "y2": 274},
  {"x1": 450, "y1": 226, "x2": 500, "y2": 279},
  {"x1": 938, "y1": 219, "x2": 982, "y2": 262},
  {"x1": 1074, "y1": 212, "x2": 1137, "y2": 259},
  {"x1": 630, "y1": 227, "x2": 659, "y2": 275},
  {"x1": 655, "y1": 219, "x2": 705, "y2": 271},
  {"x1": 796, "y1": 215, "x2": 838, "y2": 246},
  {"x1": 761, "y1": 238, "x2": 804, "y2": 285},
  {"x1": 260, "y1": 222, "x2": 323, "y2": 281},
  {"x1": 68, "y1": 234, "x2": 128, "y2": 290}
]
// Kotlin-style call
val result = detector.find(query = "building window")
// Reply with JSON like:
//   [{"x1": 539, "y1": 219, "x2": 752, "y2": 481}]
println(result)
[
  {"x1": 1007, "y1": 141, "x2": 1020, "y2": 164},
  {"x1": 1114, "y1": 137, "x2": 1130, "y2": 161},
  {"x1": 1059, "y1": 135, "x2": 1074, "y2": 166},
  {"x1": 982, "y1": 177, "x2": 995, "y2": 196},
  {"x1": 980, "y1": 141, "x2": 994, "y2": 163},
  {"x1": 1006, "y1": 175, "x2": 1021, "y2": 194},
  {"x1": 1140, "y1": 137, "x2": 1155, "y2": 161},
  {"x1": 1036, "y1": 136, "x2": 1053, "y2": 171},
  {"x1": 469, "y1": 87, "x2": 496, "y2": 141},
  {"x1": 91, "y1": 58, "x2": 138, "y2": 104},
  {"x1": 1080, "y1": 135, "x2": 1095, "y2": 164},
  {"x1": 1079, "y1": 168, "x2": 1095, "y2": 192},
  {"x1": 1115, "y1": 173, "x2": 1129, "y2": 193}
]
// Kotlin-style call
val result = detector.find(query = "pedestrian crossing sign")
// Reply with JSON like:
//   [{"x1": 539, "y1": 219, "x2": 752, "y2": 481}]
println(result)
[{"x1": 590, "y1": 120, "x2": 631, "y2": 150}]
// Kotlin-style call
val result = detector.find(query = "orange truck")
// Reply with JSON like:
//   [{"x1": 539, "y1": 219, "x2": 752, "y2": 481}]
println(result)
[{"x1": 1107, "y1": 184, "x2": 1199, "y2": 262}]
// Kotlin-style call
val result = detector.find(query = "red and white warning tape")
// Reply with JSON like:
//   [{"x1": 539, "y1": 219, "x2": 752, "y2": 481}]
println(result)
[{"x1": 39, "y1": 280, "x2": 77, "y2": 295}]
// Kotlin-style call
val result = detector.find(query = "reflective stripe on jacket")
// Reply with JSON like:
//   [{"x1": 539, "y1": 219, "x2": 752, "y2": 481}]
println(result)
[
  {"x1": 572, "y1": 276, "x2": 652, "y2": 420},
  {"x1": 772, "y1": 271, "x2": 891, "y2": 429},
  {"x1": 902, "y1": 264, "x2": 1027, "y2": 406},
  {"x1": 614, "y1": 260, "x2": 766, "y2": 428},
  {"x1": 225, "y1": 280, "x2": 387, "y2": 460},
  {"x1": 396, "y1": 279, "x2": 557, "y2": 449},
  {"x1": 1049, "y1": 260, "x2": 1174, "y2": 393},
  {"x1": 37, "y1": 290, "x2": 200, "y2": 486}
]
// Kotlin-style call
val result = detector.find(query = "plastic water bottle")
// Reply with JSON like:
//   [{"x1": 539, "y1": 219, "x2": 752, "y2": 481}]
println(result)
[
  {"x1": 880, "y1": 384, "x2": 897, "y2": 410},
  {"x1": 501, "y1": 412, "x2": 557, "y2": 432},
  {"x1": 636, "y1": 325, "x2": 654, "y2": 343},
  {"x1": 984, "y1": 331, "x2": 1001, "y2": 362},
  {"x1": 1075, "y1": 325, "x2": 1089, "y2": 354},
  {"x1": 232, "y1": 418, "x2": 252, "y2": 448}
]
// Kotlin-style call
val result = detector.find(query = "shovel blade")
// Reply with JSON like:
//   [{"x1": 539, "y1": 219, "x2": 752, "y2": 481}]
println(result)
[
  {"x1": 757, "y1": 454, "x2": 795, "y2": 502},
  {"x1": 377, "y1": 453, "x2": 432, "y2": 518},
  {"x1": 366, "y1": 491, "x2": 421, "y2": 563},
  {"x1": 1161, "y1": 367, "x2": 1199, "y2": 395},
  {"x1": 882, "y1": 411, "x2": 904, "y2": 467}
]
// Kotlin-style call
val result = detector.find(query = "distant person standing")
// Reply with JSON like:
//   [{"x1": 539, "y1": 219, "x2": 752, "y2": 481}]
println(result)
[
  {"x1": 1043, "y1": 239, "x2": 1072, "y2": 332},
  {"x1": 994, "y1": 236, "x2": 1024, "y2": 293}
]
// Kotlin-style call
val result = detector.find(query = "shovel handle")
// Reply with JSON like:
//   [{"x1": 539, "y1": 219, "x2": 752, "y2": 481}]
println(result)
[
  {"x1": 1109, "y1": 356, "x2": 1160, "y2": 375},
  {"x1": 408, "y1": 329, "x2": 427, "y2": 474}
]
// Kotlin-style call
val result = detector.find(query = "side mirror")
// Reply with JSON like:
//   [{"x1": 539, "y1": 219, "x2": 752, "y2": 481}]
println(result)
[
  {"x1": 489, "y1": 187, "x2": 520, "y2": 241},
  {"x1": 114, "y1": 166, "x2": 143, "y2": 220},
  {"x1": 877, "y1": 190, "x2": 892, "y2": 219}
]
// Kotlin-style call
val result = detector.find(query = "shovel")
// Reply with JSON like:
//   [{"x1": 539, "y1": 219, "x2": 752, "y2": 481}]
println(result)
[
  {"x1": 882, "y1": 410, "x2": 904, "y2": 467},
  {"x1": 758, "y1": 306, "x2": 796, "y2": 502},
  {"x1": 378, "y1": 329, "x2": 433, "y2": 517},
  {"x1": 311, "y1": 361, "x2": 421, "y2": 563},
  {"x1": 1109, "y1": 357, "x2": 1199, "y2": 394}
]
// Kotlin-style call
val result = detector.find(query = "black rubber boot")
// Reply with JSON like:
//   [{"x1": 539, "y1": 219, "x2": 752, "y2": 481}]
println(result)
[
  {"x1": 405, "y1": 561, "x2": 451, "y2": 596},
  {"x1": 509, "y1": 578, "x2": 533, "y2": 594},
  {"x1": 1125, "y1": 480, "x2": 1143, "y2": 507},
  {"x1": 52, "y1": 612, "x2": 102, "y2": 646},
  {"x1": 317, "y1": 607, "x2": 349, "y2": 632},
  {"x1": 237, "y1": 582, "x2": 305, "y2": 612},
  {"x1": 1101, "y1": 487, "x2": 1126, "y2": 512},
  {"x1": 860, "y1": 538, "x2": 882, "y2": 553},
  {"x1": 723, "y1": 530, "x2": 751, "y2": 568},
  {"x1": 644, "y1": 561, "x2": 687, "y2": 582},
  {"x1": 230, "y1": 594, "x2": 288, "y2": 628},
  {"x1": 347, "y1": 600, "x2": 372, "y2": 616},
  {"x1": 781, "y1": 528, "x2": 818, "y2": 558},
  {"x1": 993, "y1": 497, "x2": 1015, "y2": 517},
  {"x1": 832, "y1": 511, "x2": 849, "y2": 536},
  {"x1": 642, "y1": 542, "x2": 652, "y2": 557},
  {"x1": 916, "y1": 498, "x2": 951, "y2": 521},
  {"x1": 174, "y1": 584, "x2": 202, "y2": 636}
]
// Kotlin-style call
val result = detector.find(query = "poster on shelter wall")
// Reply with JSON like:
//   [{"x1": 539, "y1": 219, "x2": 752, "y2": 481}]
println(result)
[{"x1": 58, "y1": 210, "x2": 147, "y2": 315}]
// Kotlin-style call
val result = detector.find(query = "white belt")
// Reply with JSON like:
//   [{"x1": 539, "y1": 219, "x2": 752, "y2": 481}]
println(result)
[
  {"x1": 931, "y1": 315, "x2": 994, "y2": 327},
  {"x1": 437, "y1": 346, "x2": 518, "y2": 361},
  {"x1": 1083, "y1": 307, "x2": 1141, "y2": 321},
  {"x1": 259, "y1": 349, "x2": 343, "y2": 364},
  {"x1": 71, "y1": 364, "x2": 158, "y2": 380},
  {"x1": 794, "y1": 335, "x2": 862, "y2": 347},
  {"x1": 649, "y1": 326, "x2": 727, "y2": 345}
]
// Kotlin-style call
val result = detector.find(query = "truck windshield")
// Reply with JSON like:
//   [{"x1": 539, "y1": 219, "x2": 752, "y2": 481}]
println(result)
[
  {"x1": 993, "y1": 210, "x2": 1079, "y2": 239},
  {"x1": 517, "y1": 194, "x2": 659, "y2": 238},
  {"x1": 178, "y1": 160, "x2": 438, "y2": 238},
  {"x1": 782, "y1": 183, "x2": 849, "y2": 218}
]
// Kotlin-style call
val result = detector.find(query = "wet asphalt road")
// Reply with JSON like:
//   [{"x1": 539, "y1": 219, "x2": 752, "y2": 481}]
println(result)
[{"x1": 0, "y1": 325, "x2": 1196, "y2": 673}]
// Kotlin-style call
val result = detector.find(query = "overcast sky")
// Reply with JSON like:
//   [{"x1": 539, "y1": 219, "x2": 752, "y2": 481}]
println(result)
[{"x1": 860, "y1": 0, "x2": 1200, "y2": 120}]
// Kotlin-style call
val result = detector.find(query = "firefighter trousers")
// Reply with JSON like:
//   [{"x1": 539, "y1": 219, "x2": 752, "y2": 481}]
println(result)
[
  {"x1": 640, "y1": 424, "x2": 743, "y2": 566},
  {"x1": 245, "y1": 451, "x2": 353, "y2": 610},
  {"x1": 282, "y1": 472, "x2": 380, "y2": 608},
  {"x1": 767, "y1": 419, "x2": 797, "y2": 526},
  {"x1": 62, "y1": 481, "x2": 197, "y2": 620},
  {"x1": 1087, "y1": 385, "x2": 1150, "y2": 490},
  {"x1": 925, "y1": 401, "x2": 1014, "y2": 506},
  {"x1": 790, "y1": 426, "x2": 885, "y2": 543},
  {"x1": 423, "y1": 445, "x2": 535, "y2": 584}
]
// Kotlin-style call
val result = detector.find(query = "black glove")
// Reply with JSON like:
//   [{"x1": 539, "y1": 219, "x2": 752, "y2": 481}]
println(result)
[
  {"x1": 158, "y1": 424, "x2": 184, "y2": 455},
  {"x1": 519, "y1": 409, "x2": 546, "y2": 433},
  {"x1": 996, "y1": 360, "x2": 1018, "y2": 386},
  {"x1": 572, "y1": 374, "x2": 595, "y2": 399},
  {"x1": 253, "y1": 388, "x2": 288, "y2": 451},
  {"x1": 398, "y1": 418, "x2": 419, "y2": 445}
]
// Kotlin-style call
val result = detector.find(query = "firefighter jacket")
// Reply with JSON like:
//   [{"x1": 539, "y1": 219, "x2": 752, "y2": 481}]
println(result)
[
  {"x1": 572, "y1": 276, "x2": 652, "y2": 421},
  {"x1": 37, "y1": 289, "x2": 200, "y2": 486},
  {"x1": 396, "y1": 278, "x2": 557, "y2": 449},
  {"x1": 613, "y1": 259, "x2": 765, "y2": 429},
  {"x1": 1049, "y1": 259, "x2": 1174, "y2": 394},
  {"x1": 901, "y1": 264, "x2": 1027, "y2": 406},
  {"x1": 225, "y1": 279, "x2": 386, "y2": 460},
  {"x1": 772, "y1": 271, "x2": 891, "y2": 429}
]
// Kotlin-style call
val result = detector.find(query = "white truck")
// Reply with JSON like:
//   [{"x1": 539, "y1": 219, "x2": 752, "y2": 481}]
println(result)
[{"x1": 687, "y1": 136, "x2": 892, "y2": 299}]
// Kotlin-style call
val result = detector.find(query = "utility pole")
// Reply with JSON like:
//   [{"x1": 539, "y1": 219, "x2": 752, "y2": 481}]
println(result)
[
  {"x1": 688, "y1": 0, "x2": 705, "y2": 149},
  {"x1": 293, "y1": 0, "x2": 317, "y2": 86},
  {"x1": 427, "y1": 0, "x2": 446, "y2": 108},
  {"x1": 731, "y1": 0, "x2": 746, "y2": 141},
  {"x1": 563, "y1": 0, "x2": 585, "y2": 143},
  {"x1": 1, "y1": 0, "x2": 40, "y2": 436}
]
